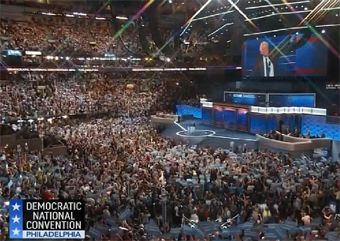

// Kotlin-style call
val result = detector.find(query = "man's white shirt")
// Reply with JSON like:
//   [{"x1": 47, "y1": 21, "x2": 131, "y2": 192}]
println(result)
[{"x1": 262, "y1": 56, "x2": 274, "y2": 77}]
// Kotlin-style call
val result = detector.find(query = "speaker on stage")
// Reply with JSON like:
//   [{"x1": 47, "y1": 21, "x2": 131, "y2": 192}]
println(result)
[{"x1": 279, "y1": 120, "x2": 284, "y2": 133}]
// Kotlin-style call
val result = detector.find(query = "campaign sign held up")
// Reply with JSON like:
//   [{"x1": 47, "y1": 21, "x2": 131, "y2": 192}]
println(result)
[{"x1": 9, "y1": 200, "x2": 85, "y2": 239}]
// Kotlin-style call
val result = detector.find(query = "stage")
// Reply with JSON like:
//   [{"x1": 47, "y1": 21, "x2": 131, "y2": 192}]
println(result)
[{"x1": 161, "y1": 120, "x2": 259, "y2": 150}]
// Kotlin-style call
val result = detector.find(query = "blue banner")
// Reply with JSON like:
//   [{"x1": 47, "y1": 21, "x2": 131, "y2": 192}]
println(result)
[{"x1": 9, "y1": 199, "x2": 24, "y2": 239}]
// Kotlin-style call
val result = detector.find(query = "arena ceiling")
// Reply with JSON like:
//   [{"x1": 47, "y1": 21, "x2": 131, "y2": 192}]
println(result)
[
  {"x1": 108, "y1": 0, "x2": 339, "y2": 37},
  {"x1": 2, "y1": 0, "x2": 339, "y2": 56}
]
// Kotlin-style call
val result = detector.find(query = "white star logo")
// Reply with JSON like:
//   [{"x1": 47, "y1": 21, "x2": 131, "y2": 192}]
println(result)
[
  {"x1": 12, "y1": 227, "x2": 20, "y2": 236},
  {"x1": 12, "y1": 215, "x2": 20, "y2": 223},
  {"x1": 12, "y1": 203, "x2": 21, "y2": 211}
]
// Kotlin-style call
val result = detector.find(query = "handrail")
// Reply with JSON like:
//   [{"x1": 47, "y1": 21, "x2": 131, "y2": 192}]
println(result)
[{"x1": 257, "y1": 134, "x2": 314, "y2": 152}]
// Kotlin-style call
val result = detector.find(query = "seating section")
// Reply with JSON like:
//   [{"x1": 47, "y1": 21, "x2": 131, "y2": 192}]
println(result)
[
  {"x1": 0, "y1": 72, "x2": 190, "y2": 119},
  {"x1": 0, "y1": 16, "x2": 230, "y2": 65},
  {"x1": 0, "y1": 17, "x2": 149, "y2": 57}
]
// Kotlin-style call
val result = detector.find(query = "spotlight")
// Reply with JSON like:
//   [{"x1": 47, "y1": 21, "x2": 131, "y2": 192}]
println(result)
[{"x1": 321, "y1": 30, "x2": 325, "y2": 34}]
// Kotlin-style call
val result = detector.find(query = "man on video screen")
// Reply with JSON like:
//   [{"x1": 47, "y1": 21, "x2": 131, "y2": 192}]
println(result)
[
  {"x1": 250, "y1": 32, "x2": 312, "y2": 77},
  {"x1": 252, "y1": 41, "x2": 277, "y2": 77}
]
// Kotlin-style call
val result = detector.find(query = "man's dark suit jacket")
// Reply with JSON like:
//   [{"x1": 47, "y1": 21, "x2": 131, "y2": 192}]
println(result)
[{"x1": 252, "y1": 55, "x2": 279, "y2": 77}]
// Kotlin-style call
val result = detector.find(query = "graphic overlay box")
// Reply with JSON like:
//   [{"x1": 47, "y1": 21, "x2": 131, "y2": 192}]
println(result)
[{"x1": 9, "y1": 200, "x2": 85, "y2": 239}]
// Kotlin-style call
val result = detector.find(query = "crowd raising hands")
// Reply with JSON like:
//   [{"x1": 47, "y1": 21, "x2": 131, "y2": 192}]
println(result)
[
  {"x1": 0, "y1": 70, "x2": 339, "y2": 241},
  {"x1": 0, "y1": 12, "x2": 339, "y2": 239}
]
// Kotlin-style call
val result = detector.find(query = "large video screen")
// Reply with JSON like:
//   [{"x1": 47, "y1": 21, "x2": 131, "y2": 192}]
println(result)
[
  {"x1": 242, "y1": 33, "x2": 328, "y2": 77},
  {"x1": 269, "y1": 94, "x2": 315, "y2": 107},
  {"x1": 224, "y1": 92, "x2": 266, "y2": 106}
]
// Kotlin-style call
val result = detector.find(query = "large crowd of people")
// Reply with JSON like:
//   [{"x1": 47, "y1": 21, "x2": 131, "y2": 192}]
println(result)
[
  {"x1": 0, "y1": 72, "x2": 191, "y2": 120},
  {"x1": 0, "y1": 16, "x2": 175, "y2": 58},
  {"x1": 0, "y1": 6, "x2": 339, "y2": 241},
  {"x1": 0, "y1": 14, "x2": 231, "y2": 67},
  {"x1": 0, "y1": 70, "x2": 339, "y2": 241},
  {"x1": 1, "y1": 17, "x2": 126, "y2": 56},
  {"x1": 1, "y1": 119, "x2": 340, "y2": 240}
]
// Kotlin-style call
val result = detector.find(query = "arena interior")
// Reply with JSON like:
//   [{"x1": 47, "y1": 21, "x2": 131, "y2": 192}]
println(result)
[{"x1": 0, "y1": 0, "x2": 340, "y2": 240}]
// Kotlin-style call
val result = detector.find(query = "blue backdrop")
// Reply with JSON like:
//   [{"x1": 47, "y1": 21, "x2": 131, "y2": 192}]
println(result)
[
  {"x1": 177, "y1": 104, "x2": 340, "y2": 141},
  {"x1": 269, "y1": 94, "x2": 315, "y2": 107},
  {"x1": 202, "y1": 108, "x2": 213, "y2": 125},
  {"x1": 242, "y1": 33, "x2": 328, "y2": 77},
  {"x1": 224, "y1": 108, "x2": 236, "y2": 129},
  {"x1": 214, "y1": 107, "x2": 224, "y2": 126},
  {"x1": 250, "y1": 114, "x2": 267, "y2": 134},
  {"x1": 301, "y1": 115, "x2": 340, "y2": 141},
  {"x1": 250, "y1": 114, "x2": 278, "y2": 134},
  {"x1": 176, "y1": 105, "x2": 202, "y2": 119},
  {"x1": 237, "y1": 109, "x2": 249, "y2": 131}
]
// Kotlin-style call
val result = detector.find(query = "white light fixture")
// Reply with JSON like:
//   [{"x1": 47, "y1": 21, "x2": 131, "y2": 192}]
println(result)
[
  {"x1": 321, "y1": 29, "x2": 325, "y2": 33},
  {"x1": 116, "y1": 16, "x2": 128, "y2": 20},
  {"x1": 73, "y1": 12, "x2": 87, "y2": 16}
]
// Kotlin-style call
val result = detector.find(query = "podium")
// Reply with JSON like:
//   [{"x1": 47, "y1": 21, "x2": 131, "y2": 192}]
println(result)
[{"x1": 187, "y1": 126, "x2": 196, "y2": 134}]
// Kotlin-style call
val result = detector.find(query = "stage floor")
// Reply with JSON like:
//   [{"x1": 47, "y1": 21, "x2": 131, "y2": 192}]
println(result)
[{"x1": 162, "y1": 120, "x2": 258, "y2": 149}]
